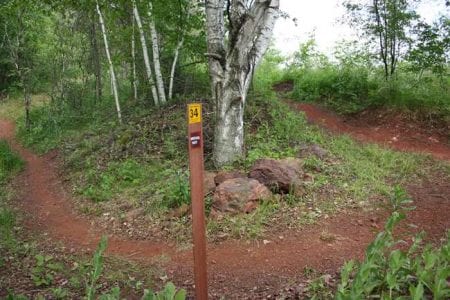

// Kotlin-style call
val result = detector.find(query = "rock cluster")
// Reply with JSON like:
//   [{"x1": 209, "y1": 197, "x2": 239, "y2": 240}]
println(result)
[{"x1": 207, "y1": 157, "x2": 309, "y2": 216}]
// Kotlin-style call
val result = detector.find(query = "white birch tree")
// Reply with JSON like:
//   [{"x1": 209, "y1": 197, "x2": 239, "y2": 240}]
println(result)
[
  {"x1": 147, "y1": 1, "x2": 166, "y2": 104},
  {"x1": 133, "y1": 0, "x2": 159, "y2": 105},
  {"x1": 131, "y1": 13, "x2": 138, "y2": 102},
  {"x1": 205, "y1": 0, "x2": 280, "y2": 167},
  {"x1": 96, "y1": 0, "x2": 122, "y2": 123},
  {"x1": 168, "y1": 36, "x2": 183, "y2": 100}
]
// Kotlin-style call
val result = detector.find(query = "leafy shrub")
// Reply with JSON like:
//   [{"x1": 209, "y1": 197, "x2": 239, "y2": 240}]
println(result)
[
  {"x1": 369, "y1": 71, "x2": 450, "y2": 117},
  {"x1": 336, "y1": 213, "x2": 450, "y2": 299},
  {"x1": 32, "y1": 254, "x2": 63, "y2": 287},
  {"x1": 162, "y1": 169, "x2": 190, "y2": 209},
  {"x1": 0, "y1": 140, "x2": 24, "y2": 183},
  {"x1": 81, "y1": 159, "x2": 146, "y2": 202},
  {"x1": 0, "y1": 208, "x2": 16, "y2": 249},
  {"x1": 292, "y1": 66, "x2": 372, "y2": 114}
]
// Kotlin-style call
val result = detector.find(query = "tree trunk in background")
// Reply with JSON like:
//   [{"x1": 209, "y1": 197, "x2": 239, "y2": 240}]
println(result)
[
  {"x1": 205, "y1": 0, "x2": 280, "y2": 167},
  {"x1": 96, "y1": 0, "x2": 122, "y2": 124},
  {"x1": 133, "y1": 0, "x2": 159, "y2": 105},
  {"x1": 5, "y1": 18, "x2": 32, "y2": 130},
  {"x1": 148, "y1": 2, "x2": 166, "y2": 104},
  {"x1": 168, "y1": 37, "x2": 183, "y2": 100},
  {"x1": 91, "y1": 21, "x2": 102, "y2": 102},
  {"x1": 24, "y1": 88, "x2": 31, "y2": 130},
  {"x1": 131, "y1": 14, "x2": 138, "y2": 102}
]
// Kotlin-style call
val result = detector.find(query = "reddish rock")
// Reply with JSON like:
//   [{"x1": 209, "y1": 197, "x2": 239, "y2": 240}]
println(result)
[
  {"x1": 249, "y1": 158, "x2": 304, "y2": 194},
  {"x1": 204, "y1": 171, "x2": 217, "y2": 196},
  {"x1": 211, "y1": 178, "x2": 272, "y2": 214},
  {"x1": 214, "y1": 171, "x2": 247, "y2": 186}
]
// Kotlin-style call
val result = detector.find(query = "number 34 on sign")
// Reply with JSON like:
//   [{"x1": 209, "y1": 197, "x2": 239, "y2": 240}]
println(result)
[{"x1": 188, "y1": 103, "x2": 202, "y2": 124}]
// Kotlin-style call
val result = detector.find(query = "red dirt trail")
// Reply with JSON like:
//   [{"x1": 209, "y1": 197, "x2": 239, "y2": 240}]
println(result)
[
  {"x1": 290, "y1": 102, "x2": 450, "y2": 161},
  {"x1": 1, "y1": 117, "x2": 449, "y2": 298}
]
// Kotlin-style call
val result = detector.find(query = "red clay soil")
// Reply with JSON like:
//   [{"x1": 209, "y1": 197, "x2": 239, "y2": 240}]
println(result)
[
  {"x1": 289, "y1": 102, "x2": 450, "y2": 161},
  {"x1": 1, "y1": 118, "x2": 449, "y2": 298}
]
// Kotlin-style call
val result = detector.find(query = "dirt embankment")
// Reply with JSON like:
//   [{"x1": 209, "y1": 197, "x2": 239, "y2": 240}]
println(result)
[{"x1": 289, "y1": 102, "x2": 450, "y2": 161}]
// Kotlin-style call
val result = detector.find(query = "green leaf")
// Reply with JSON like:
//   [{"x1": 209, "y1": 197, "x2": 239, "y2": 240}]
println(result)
[
  {"x1": 409, "y1": 282, "x2": 424, "y2": 300},
  {"x1": 162, "y1": 282, "x2": 176, "y2": 299},
  {"x1": 173, "y1": 289, "x2": 186, "y2": 300}
]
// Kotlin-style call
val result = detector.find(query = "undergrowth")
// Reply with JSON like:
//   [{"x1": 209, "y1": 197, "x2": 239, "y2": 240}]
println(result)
[
  {"x1": 0, "y1": 138, "x2": 172, "y2": 299},
  {"x1": 0, "y1": 140, "x2": 23, "y2": 250},
  {"x1": 288, "y1": 65, "x2": 450, "y2": 118},
  {"x1": 335, "y1": 189, "x2": 450, "y2": 299},
  {"x1": 299, "y1": 187, "x2": 450, "y2": 300},
  {"x1": 3, "y1": 82, "x2": 446, "y2": 244}
]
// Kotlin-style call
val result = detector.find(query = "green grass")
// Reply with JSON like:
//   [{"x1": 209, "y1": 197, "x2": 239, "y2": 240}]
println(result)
[
  {"x1": 245, "y1": 93, "x2": 428, "y2": 198},
  {"x1": 0, "y1": 141, "x2": 23, "y2": 254},
  {"x1": 0, "y1": 94, "x2": 49, "y2": 120},
  {"x1": 289, "y1": 65, "x2": 450, "y2": 118},
  {"x1": 0, "y1": 140, "x2": 24, "y2": 183},
  {"x1": 206, "y1": 88, "x2": 446, "y2": 239},
  {"x1": 2, "y1": 67, "x2": 448, "y2": 242},
  {"x1": 9, "y1": 86, "x2": 446, "y2": 242}
]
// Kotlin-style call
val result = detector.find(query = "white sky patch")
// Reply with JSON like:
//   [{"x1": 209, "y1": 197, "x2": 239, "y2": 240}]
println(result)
[{"x1": 274, "y1": 0, "x2": 449, "y2": 56}]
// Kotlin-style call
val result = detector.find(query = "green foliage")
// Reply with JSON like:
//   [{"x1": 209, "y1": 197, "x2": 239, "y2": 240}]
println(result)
[
  {"x1": 16, "y1": 92, "x2": 120, "y2": 153},
  {"x1": 289, "y1": 57, "x2": 450, "y2": 118},
  {"x1": 0, "y1": 207, "x2": 16, "y2": 249},
  {"x1": 32, "y1": 254, "x2": 63, "y2": 287},
  {"x1": 253, "y1": 47, "x2": 285, "y2": 92},
  {"x1": 0, "y1": 141, "x2": 22, "y2": 250},
  {"x1": 288, "y1": 36, "x2": 330, "y2": 71},
  {"x1": 0, "y1": 140, "x2": 24, "y2": 183},
  {"x1": 408, "y1": 17, "x2": 450, "y2": 77},
  {"x1": 292, "y1": 66, "x2": 371, "y2": 114},
  {"x1": 343, "y1": 0, "x2": 418, "y2": 80},
  {"x1": 336, "y1": 204, "x2": 450, "y2": 299},
  {"x1": 86, "y1": 236, "x2": 108, "y2": 300},
  {"x1": 162, "y1": 169, "x2": 190, "y2": 209},
  {"x1": 81, "y1": 159, "x2": 145, "y2": 202},
  {"x1": 142, "y1": 282, "x2": 187, "y2": 300}
]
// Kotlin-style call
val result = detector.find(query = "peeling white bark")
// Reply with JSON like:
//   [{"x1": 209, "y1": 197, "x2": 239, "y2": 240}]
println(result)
[
  {"x1": 206, "y1": 0, "x2": 280, "y2": 167},
  {"x1": 131, "y1": 15, "x2": 138, "y2": 102},
  {"x1": 96, "y1": 0, "x2": 122, "y2": 124},
  {"x1": 148, "y1": 2, "x2": 166, "y2": 104},
  {"x1": 133, "y1": 0, "x2": 159, "y2": 105},
  {"x1": 168, "y1": 37, "x2": 183, "y2": 100}
]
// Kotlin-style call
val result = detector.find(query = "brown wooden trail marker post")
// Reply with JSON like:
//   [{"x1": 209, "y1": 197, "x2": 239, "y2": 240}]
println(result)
[{"x1": 187, "y1": 103, "x2": 208, "y2": 299}]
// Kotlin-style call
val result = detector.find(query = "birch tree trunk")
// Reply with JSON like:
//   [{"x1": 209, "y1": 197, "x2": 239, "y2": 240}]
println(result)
[
  {"x1": 96, "y1": 0, "x2": 122, "y2": 123},
  {"x1": 90, "y1": 21, "x2": 102, "y2": 102},
  {"x1": 5, "y1": 17, "x2": 31, "y2": 130},
  {"x1": 131, "y1": 14, "x2": 138, "y2": 102},
  {"x1": 205, "y1": 0, "x2": 280, "y2": 167},
  {"x1": 168, "y1": 37, "x2": 183, "y2": 100},
  {"x1": 148, "y1": 2, "x2": 166, "y2": 104},
  {"x1": 133, "y1": 0, "x2": 159, "y2": 105}
]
